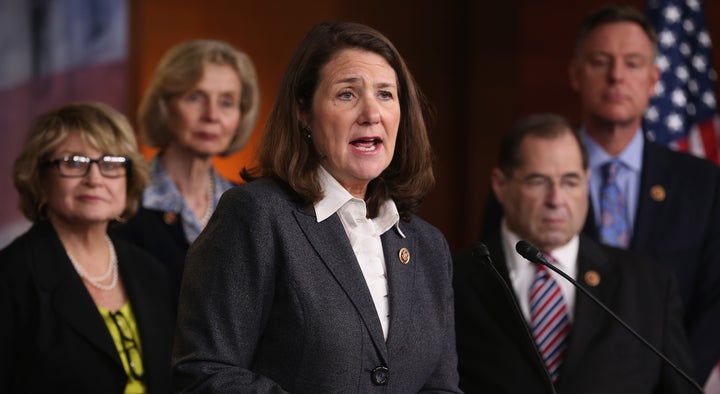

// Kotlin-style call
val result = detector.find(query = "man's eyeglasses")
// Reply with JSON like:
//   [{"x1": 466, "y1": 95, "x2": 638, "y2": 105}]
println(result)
[
  {"x1": 45, "y1": 155, "x2": 129, "y2": 178},
  {"x1": 108, "y1": 310, "x2": 145, "y2": 381}
]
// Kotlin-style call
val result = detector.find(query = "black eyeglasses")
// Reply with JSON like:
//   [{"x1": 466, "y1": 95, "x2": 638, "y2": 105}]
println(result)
[
  {"x1": 45, "y1": 155, "x2": 129, "y2": 178},
  {"x1": 108, "y1": 310, "x2": 145, "y2": 381}
]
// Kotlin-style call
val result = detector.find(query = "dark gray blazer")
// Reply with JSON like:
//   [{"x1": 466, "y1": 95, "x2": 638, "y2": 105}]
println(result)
[
  {"x1": 172, "y1": 178, "x2": 461, "y2": 393},
  {"x1": 454, "y1": 235, "x2": 696, "y2": 394},
  {"x1": 0, "y1": 221, "x2": 174, "y2": 393}
]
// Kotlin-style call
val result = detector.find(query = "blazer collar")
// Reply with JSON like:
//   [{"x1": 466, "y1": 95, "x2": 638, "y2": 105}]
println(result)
[
  {"x1": 484, "y1": 237, "x2": 557, "y2": 386},
  {"x1": 631, "y1": 141, "x2": 671, "y2": 251},
  {"x1": 293, "y1": 207, "x2": 389, "y2": 362},
  {"x1": 582, "y1": 140, "x2": 670, "y2": 251},
  {"x1": 381, "y1": 227, "x2": 415, "y2": 352},
  {"x1": 558, "y1": 235, "x2": 620, "y2": 384},
  {"x1": 117, "y1": 241, "x2": 170, "y2": 391},
  {"x1": 30, "y1": 221, "x2": 122, "y2": 368}
]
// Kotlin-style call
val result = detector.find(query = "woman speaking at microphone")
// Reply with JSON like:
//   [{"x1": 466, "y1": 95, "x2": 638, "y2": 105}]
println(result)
[{"x1": 172, "y1": 22, "x2": 461, "y2": 393}]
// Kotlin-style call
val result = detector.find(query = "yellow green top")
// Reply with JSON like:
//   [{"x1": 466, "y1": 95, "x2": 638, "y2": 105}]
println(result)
[{"x1": 98, "y1": 303, "x2": 146, "y2": 394}]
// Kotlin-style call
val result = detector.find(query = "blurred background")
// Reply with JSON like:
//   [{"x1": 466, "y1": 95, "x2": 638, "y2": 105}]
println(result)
[{"x1": 1, "y1": 0, "x2": 718, "y2": 251}]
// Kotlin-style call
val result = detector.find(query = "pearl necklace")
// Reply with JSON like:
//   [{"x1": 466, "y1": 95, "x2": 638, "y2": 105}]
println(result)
[
  {"x1": 66, "y1": 235, "x2": 119, "y2": 291},
  {"x1": 199, "y1": 176, "x2": 214, "y2": 226}
]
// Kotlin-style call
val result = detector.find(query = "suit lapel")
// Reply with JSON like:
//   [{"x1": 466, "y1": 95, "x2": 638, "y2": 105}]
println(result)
[
  {"x1": 293, "y1": 209, "x2": 388, "y2": 362},
  {"x1": 582, "y1": 140, "x2": 669, "y2": 250},
  {"x1": 382, "y1": 227, "x2": 414, "y2": 351},
  {"x1": 31, "y1": 223, "x2": 122, "y2": 367},
  {"x1": 484, "y1": 238, "x2": 554, "y2": 381},
  {"x1": 118, "y1": 242, "x2": 168, "y2": 390},
  {"x1": 631, "y1": 142, "x2": 669, "y2": 251},
  {"x1": 559, "y1": 237, "x2": 619, "y2": 381}
]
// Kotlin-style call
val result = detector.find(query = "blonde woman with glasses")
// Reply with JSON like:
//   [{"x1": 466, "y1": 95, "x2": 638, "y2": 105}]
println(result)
[{"x1": 0, "y1": 103, "x2": 173, "y2": 393}]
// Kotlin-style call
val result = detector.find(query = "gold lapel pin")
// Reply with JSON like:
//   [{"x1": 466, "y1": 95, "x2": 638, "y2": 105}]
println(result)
[
  {"x1": 163, "y1": 211, "x2": 178, "y2": 225},
  {"x1": 398, "y1": 248, "x2": 410, "y2": 264},
  {"x1": 650, "y1": 185, "x2": 666, "y2": 202},
  {"x1": 584, "y1": 270, "x2": 601, "y2": 287}
]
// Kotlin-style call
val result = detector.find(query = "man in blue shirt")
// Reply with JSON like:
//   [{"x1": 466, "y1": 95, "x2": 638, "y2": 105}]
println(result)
[{"x1": 569, "y1": 4, "x2": 720, "y2": 383}]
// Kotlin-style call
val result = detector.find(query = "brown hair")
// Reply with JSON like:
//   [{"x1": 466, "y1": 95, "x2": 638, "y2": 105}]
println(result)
[
  {"x1": 497, "y1": 113, "x2": 588, "y2": 176},
  {"x1": 575, "y1": 4, "x2": 658, "y2": 57},
  {"x1": 243, "y1": 22, "x2": 434, "y2": 221},
  {"x1": 139, "y1": 39, "x2": 260, "y2": 155},
  {"x1": 13, "y1": 102, "x2": 149, "y2": 222}
]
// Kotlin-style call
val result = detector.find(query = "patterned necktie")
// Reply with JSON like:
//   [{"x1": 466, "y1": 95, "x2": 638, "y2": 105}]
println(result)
[
  {"x1": 599, "y1": 160, "x2": 631, "y2": 248},
  {"x1": 530, "y1": 259, "x2": 570, "y2": 383}
]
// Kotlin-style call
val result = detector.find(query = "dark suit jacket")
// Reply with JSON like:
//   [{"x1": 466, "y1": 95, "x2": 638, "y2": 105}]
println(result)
[
  {"x1": 112, "y1": 206, "x2": 189, "y2": 303},
  {"x1": 582, "y1": 141, "x2": 720, "y2": 381},
  {"x1": 453, "y1": 235, "x2": 696, "y2": 394},
  {"x1": 172, "y1": 178, "x2": 461, "y2": 393},
  {"x1": 0, "y1": 221, "x2": 174, "y2": 393},
  {"x1": 481, "y1": 140, "x2": 720, "y2": 382}
]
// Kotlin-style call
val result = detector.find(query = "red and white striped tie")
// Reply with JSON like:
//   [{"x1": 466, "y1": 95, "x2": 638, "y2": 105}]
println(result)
[{"x1": 530, "y1": 259, "x2": 570, "y2": 382}]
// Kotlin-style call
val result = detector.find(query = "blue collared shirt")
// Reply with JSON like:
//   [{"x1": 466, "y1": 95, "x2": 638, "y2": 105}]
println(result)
[
  {"x1": 581, "y1": 128, "x2": 643, "y2": 238},
  {"x1": 142, "y1": 155, "x2": 233, "y2": 244}
]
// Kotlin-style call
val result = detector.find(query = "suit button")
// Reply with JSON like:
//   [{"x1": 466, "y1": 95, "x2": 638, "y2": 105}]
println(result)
[{"x1": 371, "y1": 366, "x2": 389, "y2": 385}]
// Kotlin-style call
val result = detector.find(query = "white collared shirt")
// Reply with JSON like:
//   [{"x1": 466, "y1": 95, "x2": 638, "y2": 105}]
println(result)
[
  {"x1": 500, "y1": 221, "x2": 578, "y2": 322},
  {"x1": 314, "y1": 166, "x2": 403, "y2": 339}
]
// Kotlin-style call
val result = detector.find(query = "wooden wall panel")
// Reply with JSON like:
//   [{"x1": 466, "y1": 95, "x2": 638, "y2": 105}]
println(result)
[{"x1": 129, "y1": 0, "x2": 720, "y2": 251}]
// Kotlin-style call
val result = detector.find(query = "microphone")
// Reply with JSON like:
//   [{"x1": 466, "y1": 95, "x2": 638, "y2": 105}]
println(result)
[
  {"x1": 515, "y1": 240, "x2": 704, "y2": 393},
  {"x1": 471, "y1": 242, "x2": 492, "y2": 261},
  {"x1": 472, "y1": 242, "x2": 558, "y2": 394}
]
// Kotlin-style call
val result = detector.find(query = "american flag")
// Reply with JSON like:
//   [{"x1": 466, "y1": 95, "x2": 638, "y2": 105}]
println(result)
[{"x1": 644, "y1": 0, "x2": 720, "y2": 165}]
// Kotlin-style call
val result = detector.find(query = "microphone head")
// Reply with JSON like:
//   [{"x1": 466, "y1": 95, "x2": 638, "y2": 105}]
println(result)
[
  {"x1": 472, "y1": 242, "x2": 491, "y2": 260},
  {"x1": 515, "y1": 240, "x2": 543, "y2": 264}
]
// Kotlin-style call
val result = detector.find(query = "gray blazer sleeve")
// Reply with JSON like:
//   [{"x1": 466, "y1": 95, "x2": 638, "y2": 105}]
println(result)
[{"x1": 172, "y1": 182, "x2": 290, "y2": 393}]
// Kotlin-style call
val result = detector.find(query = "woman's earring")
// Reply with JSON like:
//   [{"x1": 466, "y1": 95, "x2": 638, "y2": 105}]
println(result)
[{"x1": 301, "y1": 125, "x2": 311, "y2": 139}]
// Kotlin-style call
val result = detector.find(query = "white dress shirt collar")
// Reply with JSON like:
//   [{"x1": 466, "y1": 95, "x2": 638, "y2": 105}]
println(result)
[
  {"x1": 314, "y1": 166, "x2": 404, "y2": 237},
  {"x1": 500, "y1": 220, "x2": 579, "y2": 321}
]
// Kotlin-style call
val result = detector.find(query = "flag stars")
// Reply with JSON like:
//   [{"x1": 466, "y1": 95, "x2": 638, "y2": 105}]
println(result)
[
  {"x1": 683, "y1": 19, "x2": 695, "y2": 33},
  {"x1": 647, "y1": 1, "x2": 718, "y2": 156},
  {"x1": 659, "y1": 29, "x2": 677, "y2": 47},
  {"x1": 692, "y1": 55, "x2": 707, "y2": 72},
  {"x1": 675, "y1": 65, "x2": 689, "y2": 81},
  {"x1": 663, "y1": 5, "x2": 681, "y2": 23},
  {"x1": 654, "y1": 81, "x2": 666, "y2": 96},
  {"x1": 702, "y1": 92, "x2": 716, "y2": 108},
  {"x1": 646, "y1": 106, "x2": 660, "y2": 122},
  {"x1": 699, "y1": 31, "x2": 711, "y2": 47},
  {"x1": 680, "y1": 42, "x2": 691, "y2": 57},
  {"x1": 656, "y1": 55, "x2": 670, "y2": 72},
  {"x1": 671, "y1": 89, "x2": 687, "y2": 107},
  {"x1": 666, "y1": 113, "x2": 684, "y2": 132}
]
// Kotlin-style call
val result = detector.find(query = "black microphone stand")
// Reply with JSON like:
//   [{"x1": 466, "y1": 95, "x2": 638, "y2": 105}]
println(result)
[
  {"x1": 515, "y1": 240, "x2": 704, "y2": 393},
  {"x1": 472, "y1": 242, "x2": 558, "y2": 394}
]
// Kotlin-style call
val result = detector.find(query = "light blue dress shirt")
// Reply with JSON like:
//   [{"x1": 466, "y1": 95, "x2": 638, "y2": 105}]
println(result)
[{"x1": 581, "y1": 128, "x2": 644, "y2": 242}]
